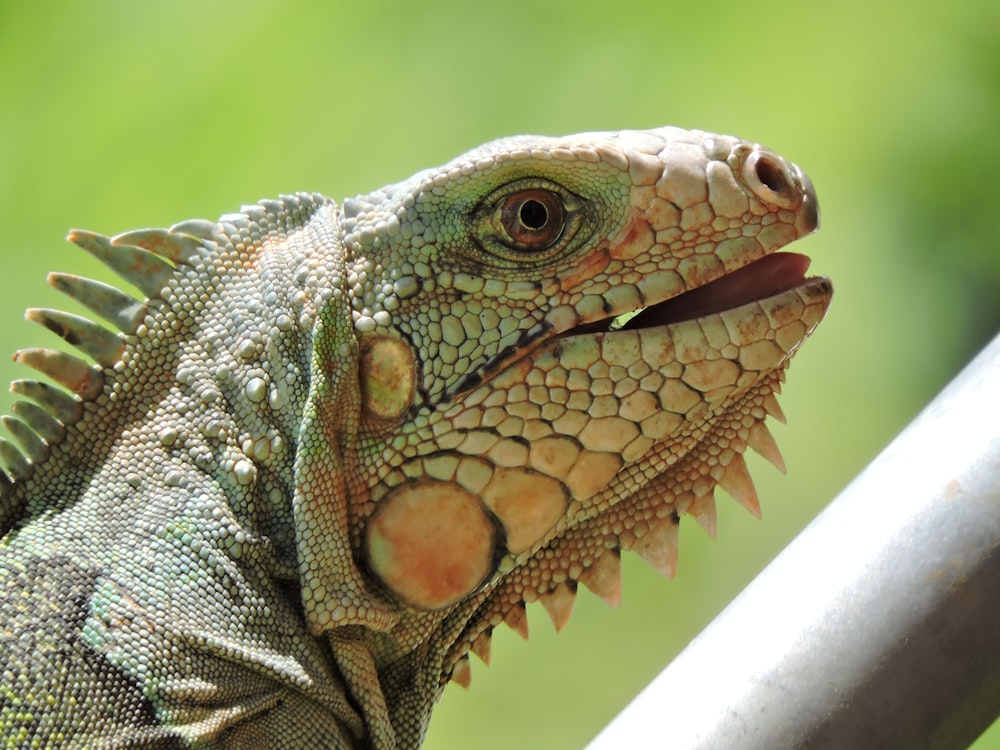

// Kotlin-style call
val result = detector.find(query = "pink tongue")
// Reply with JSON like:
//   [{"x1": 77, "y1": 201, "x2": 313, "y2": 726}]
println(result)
[{"x1": 624, "y1": 252, "x2": 812, "y2": 328}]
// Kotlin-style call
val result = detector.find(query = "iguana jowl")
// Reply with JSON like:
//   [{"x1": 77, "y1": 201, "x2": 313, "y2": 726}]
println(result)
[{"x1": 0, "y1": 127, "x2": 831, "y2": 748}]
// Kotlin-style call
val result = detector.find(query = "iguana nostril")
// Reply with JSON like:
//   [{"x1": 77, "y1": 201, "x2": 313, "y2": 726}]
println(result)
[
  {"x1": 743, "y1": 148, "x2": 804, "y2": 211},
  {"x1": 754, "y1": 155, "x2": 789, "y2": 195}
]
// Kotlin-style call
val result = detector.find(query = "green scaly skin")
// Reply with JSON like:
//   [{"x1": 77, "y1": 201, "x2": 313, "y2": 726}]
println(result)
[{"x1": 0, "y1": 127, "x2": 831, "y2": 749}]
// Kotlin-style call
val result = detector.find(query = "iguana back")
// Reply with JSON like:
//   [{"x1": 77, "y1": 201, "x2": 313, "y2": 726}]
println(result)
[{"x1": 0, "y1": 127, "x2": 831, "y2": 749}]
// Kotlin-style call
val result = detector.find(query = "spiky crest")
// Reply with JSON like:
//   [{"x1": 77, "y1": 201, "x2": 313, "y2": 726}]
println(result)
[{"x1": 0, "y1": 194, "x2": 326, "y2": 532}]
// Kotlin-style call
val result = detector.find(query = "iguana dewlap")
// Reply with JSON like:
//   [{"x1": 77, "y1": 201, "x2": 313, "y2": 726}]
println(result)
[{"x1": 0, "y1": 127, "x2": 831, "y2": 749}]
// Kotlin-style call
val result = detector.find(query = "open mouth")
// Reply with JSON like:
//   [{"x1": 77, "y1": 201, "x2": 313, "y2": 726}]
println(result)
[
  {"x1": 453, "y1": 253, "x2": 821, "y2": 400},
  {"x1": 603, "y1": 252, "x2": 815, "y2": 332}
]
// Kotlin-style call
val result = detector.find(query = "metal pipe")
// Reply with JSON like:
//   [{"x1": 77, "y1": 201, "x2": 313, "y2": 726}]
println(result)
[{"x1": 586, "y1": 332, "x2": 1000, "y2": 750}]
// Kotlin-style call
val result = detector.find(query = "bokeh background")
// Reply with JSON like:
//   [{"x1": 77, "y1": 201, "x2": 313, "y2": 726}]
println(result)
[{"x1": 2, "y1": 1, "x2": 998, "y2": 747}]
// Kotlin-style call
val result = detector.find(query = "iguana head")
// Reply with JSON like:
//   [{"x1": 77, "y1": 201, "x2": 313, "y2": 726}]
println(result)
[
  {"x1": 301, "y1": 127, "x2": 830, "y2": 741},
  {"x1": 1, "y1": 125, "x2": 828, "y2": 749}
]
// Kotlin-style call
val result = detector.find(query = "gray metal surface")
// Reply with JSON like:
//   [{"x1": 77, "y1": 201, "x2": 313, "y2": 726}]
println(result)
[{"x1": 587, "y1": 332, "x2": 1000, "y2": 749}]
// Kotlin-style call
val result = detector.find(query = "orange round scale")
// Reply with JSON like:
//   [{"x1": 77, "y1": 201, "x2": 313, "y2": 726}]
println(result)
[{"x1": 365, "y1": 480, "x2": 497, "y2": 610}]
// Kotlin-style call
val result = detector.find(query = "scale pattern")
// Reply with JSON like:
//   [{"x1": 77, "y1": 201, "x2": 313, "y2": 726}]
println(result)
[{"x1": 0, "y1": 127, "x2": 831, "y2": 749}]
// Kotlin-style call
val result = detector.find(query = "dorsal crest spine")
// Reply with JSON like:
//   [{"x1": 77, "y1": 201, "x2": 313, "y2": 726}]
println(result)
[{"x1": 0, "y1": 219, "x2": 215, "y2": 518}]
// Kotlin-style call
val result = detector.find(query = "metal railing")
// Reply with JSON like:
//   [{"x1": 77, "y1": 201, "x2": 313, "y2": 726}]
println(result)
[{"x1": 587, "y1": 333, "x2": 1000, "y2": 749}]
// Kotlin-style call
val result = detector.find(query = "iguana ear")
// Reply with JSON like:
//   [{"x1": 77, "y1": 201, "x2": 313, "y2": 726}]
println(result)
[{"x1": 293, "y1": 311, "x2": 400, "y2": 635}]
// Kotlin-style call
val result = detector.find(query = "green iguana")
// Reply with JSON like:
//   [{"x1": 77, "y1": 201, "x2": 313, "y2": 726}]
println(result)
[{"x1": 0, "y1": 126, "x2": 830, "y2": 749}]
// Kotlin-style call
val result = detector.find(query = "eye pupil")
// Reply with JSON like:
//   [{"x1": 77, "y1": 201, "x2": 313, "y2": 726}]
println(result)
[
  {"x1": 499, "y1": 189, "x2": 567, "y2": 252},
  {"x1": 519, "y1": 199, "x2": 548, "y2": 230}
]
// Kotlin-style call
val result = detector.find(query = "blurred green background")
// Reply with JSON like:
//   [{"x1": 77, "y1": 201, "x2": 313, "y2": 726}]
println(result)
[{"x1": 1, "y1": 1, "x2": 998, "y2": 747}]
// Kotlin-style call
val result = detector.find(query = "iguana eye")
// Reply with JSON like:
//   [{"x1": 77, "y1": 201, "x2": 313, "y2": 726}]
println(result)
[
  {"x1": 499, "y1": 189, "x2": 566, "y2": 251},
  {"x1": 472, "y1": 180, "x2": 586, "y2": 267}
]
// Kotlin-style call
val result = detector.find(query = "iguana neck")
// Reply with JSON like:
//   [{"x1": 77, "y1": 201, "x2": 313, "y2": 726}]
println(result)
[{"x1": 12, "y1": 197, "x2": 342, "y2": 576}]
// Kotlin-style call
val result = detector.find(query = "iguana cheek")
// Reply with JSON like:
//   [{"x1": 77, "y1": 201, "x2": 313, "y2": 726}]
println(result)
[
  {"x1": 556, "y1": 246, "x2": 611, "y2": 292},
  {"x1": 478, "y1": 467, "x2": 567, "y2": 554},
  {"x1": 365, "y1": 481, "x2": 498, "y2": 611},
  {"x1": 363, "y1": 465, "x2": 572, "y2": 610},
  {"x1": 607, "y1": 213, "x2": 655, "y2": 261}
]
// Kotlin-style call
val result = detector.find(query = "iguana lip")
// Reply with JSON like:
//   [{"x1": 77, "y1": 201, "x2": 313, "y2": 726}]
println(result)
[{"x1": 603, "y1": 252, "x2": 815, "y2": 332}]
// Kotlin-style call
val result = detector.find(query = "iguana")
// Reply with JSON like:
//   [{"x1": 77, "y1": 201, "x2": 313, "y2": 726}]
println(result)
[{"x1": 0, "y1": 126, "x2": 830, "y2": 749}]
